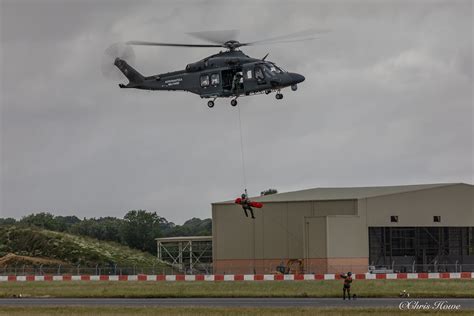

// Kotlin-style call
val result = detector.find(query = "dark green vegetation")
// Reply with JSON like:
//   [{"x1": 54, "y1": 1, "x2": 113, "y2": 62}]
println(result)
[
  {"x1": 1, "y1": 280, "x2": 473, "y2": 298},
  {"x1": 0, "y1": 226, "x2": 167, "y2": 268},
  {"x1": 0, "y1": 307, "x2": 471, "y2": 316},
  {"x1": 0, "y1": 211, "x2": 211, "y2": 255},
  {"x1": 261, "y1": 188, "x2": 278, "y2": 195}
]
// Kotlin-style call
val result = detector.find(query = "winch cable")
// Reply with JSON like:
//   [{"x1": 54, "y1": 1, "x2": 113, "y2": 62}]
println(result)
[
  {"x1": 236, "y1": 107, "x2": 324, "y2": 271},
  {"x1": 237, "y1": 104, "x2": 248, "y2": 195}
]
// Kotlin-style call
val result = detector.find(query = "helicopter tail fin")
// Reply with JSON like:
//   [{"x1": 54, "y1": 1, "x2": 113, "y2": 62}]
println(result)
[{"x1": 114, "y1": 58, "x2": 144, "y2": 86}]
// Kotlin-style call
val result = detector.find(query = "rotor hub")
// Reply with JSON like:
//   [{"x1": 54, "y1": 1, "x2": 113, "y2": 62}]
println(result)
[{"x1": 223, "y1": 40, "x2": 242, "y2": 50}]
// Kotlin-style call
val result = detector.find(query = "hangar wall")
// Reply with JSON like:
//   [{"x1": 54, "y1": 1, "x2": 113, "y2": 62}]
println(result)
[
  {"x1": 212, "y1": 199, "x2": 360, "y2": 274},
  {"x1": 212, "y1": 184, "x2": 474, "y2": 274},
  {"x1": 365, "y1": 184, "x2": 474, "y2": 226},
  {"x1": 304, "y1": 214, "x2": 369, "y2": 274}
]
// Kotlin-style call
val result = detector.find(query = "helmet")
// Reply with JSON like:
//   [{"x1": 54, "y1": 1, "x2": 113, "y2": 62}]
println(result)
[
  {"x1": 347, "y1": 272, "x2": 352, "y2": 276},
  {"x1": 241, "y1": 194, "x2": 247, "y2": 199}
]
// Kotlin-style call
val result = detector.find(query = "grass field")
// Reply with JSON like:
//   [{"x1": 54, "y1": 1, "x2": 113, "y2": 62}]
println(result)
[
  {"x1": 0, "y1": 307, "x2": 473, "y2": 316},
  {"x1": 0, "y1": 279, "x2": 473, "y2": 298}
]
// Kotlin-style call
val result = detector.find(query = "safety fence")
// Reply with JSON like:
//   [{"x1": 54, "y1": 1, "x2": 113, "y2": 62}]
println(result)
[
  {"x1": 214, "y1": 263, "x2": 474, "y2": 275},
  {"x1": 1, "y1": 272, "x2": 473, "y2": 282},
  {"x1": 3, "y1": 263, "x2": 474, "y2": 276},
  {"x1": 0, "y1": 265, "x2": 180, "y2": 276},
  {"x1": 370, "y1": 263, "x2": 474, "y2": 274}
]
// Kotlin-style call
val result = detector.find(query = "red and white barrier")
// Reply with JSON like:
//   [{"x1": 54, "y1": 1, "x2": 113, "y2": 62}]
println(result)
[{"x1": 1, "y1": 272, "x2": 473, "y2": 282}]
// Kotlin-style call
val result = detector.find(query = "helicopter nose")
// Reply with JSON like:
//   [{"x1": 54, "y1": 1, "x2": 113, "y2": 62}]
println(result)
[{"x1": 291, "y1": 73, "x2": 305, "y2": 84}]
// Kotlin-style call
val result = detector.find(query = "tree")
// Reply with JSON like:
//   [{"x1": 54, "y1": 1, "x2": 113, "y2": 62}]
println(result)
[
  {"x1": 20, "y1": 212, "x2": 59, "y2": 230},
  {"x1": 121, "y1": 210, "x2": 163, "y2": 254},
  {"x1": 0, "y1": 218, "x2": 16, "y2": 226},
  {"x1": 261, "y1": 188, "x2": 278, "y2": 196},
  {"x1": 69, "y1": 217, "x2": 123, "y2": 243},
  {"x1": 54, "y1": 215, "x2": 81, "y2": 232},
  {"x1": 19, "y1": 213, "x2": 80, "y2": 232},
  {"x1": 168, "y1": 218, "x2": 212, "y2": 237}
]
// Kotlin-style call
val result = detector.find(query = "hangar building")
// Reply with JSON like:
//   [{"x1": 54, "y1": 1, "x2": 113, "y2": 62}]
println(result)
[{"x1": 212, "y1": 183, "x2": 473, "y2": 274}]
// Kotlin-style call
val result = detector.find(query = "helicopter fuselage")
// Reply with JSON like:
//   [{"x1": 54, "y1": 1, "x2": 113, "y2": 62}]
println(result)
[{"x1": 115, "y1": 50, "x2": 305, "y2": 106}]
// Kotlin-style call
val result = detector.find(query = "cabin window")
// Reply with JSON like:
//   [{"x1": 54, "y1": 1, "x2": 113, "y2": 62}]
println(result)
[
  {"x1": 390, "y1": 216, "x2": 398, "y2": 223},
  {"x1": 211, "y1": 73, "x2": 220, "y2": 86},
  {"x1": 200, "y1": 75, "x2": 210, "y2": 87},
  {"x1": 246, "y1": 70, "x2": 252, "y2": 79}
]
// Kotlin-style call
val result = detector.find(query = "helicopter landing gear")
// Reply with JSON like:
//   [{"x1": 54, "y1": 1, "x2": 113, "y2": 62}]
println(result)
[
  {"x1": 265, "y1": 90, "x2": 272, "y2": 95},
  {"x1": 231, "y1": 98, "x2": 238, "y2": 107},
  {"x1": 275, "y1": 93, "x2": 283, "y2": 100},
  {"x1": 291, "y1": 84, "x2": 298, "y2": 91},
  {"x1": 207, "y1": 99, "x2": 216, "y2": 108}
]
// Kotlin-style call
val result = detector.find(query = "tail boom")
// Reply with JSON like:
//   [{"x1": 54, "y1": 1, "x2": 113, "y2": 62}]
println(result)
[{"x1": 114, "y1": 58, "x2": 145, "y2": 87}]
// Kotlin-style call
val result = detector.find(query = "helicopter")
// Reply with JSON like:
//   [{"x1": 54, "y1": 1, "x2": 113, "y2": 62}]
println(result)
[{"x1": 103, "y1": 30, "x2": 324, "y2": 108}]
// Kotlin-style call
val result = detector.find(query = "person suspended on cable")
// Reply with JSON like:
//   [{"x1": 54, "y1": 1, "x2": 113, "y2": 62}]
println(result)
[{"x1": 235, "y1": 193, "x2": 263, "y2": 219}]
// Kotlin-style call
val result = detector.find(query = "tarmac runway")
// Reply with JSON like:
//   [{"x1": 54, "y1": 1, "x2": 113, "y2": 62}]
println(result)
[{"x1": 1, "y1": 298, "x2": 473, "y2": 309}]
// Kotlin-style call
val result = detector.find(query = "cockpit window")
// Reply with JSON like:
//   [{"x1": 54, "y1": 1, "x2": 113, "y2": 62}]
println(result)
[
  {"x1": 262, "y1": 63, "x2": 283, "y2": 77},
  {"x1": 200, "y1": 75, "x2": 210, "y2": 87},
  {"x1": 268, "y1": 64, "x2": 282, "y2": 73}
]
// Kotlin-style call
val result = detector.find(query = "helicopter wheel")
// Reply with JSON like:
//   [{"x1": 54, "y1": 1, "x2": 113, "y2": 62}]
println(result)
[
  {"x1": 275, "y1": 93, "x2": 283, "y2": 100},
  {"x1": 207, "y1": 100, "x2": 215, "y2": 108},
  {"x1": 291, "y1": 84, "x2": 298, "y2": 91},
  {"x1": 231, "y1": 99, "x2": 238, "y2": 107},
  {"x1": 265, "y1": 90, "x2": 272, "y2": 95}
]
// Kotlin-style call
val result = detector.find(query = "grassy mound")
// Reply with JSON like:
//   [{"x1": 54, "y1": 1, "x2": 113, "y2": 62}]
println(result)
[{"x1": 0, "y1": 226, "x2": 163, "y2": 267}]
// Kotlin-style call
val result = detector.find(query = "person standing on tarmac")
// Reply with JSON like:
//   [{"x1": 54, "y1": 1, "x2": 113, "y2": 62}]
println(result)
[{"x1": 340, "y1": 272, "x2": 353, "y2": 300}]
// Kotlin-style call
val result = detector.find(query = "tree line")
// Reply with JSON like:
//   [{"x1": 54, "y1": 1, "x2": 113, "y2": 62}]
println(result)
[{"x1": 0, "y1": 211, "x2": 211, "y2": 255}]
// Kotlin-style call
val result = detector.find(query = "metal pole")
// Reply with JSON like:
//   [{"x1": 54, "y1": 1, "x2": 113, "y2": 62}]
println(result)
[
  {"x1": 179, "y1": 242, "x2": 183, "y2": 271},
  {"x1": 189, "y1": 241, "x2": 193, "y2": 274}
]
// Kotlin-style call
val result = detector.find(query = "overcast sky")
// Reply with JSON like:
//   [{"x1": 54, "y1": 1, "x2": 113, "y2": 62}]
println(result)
[{"x1": 1, "y1": 0, "x2": 472, "y2": 224}]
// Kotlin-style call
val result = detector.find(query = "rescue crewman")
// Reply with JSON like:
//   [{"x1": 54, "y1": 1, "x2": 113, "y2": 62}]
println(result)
[
  {"x1": 234, "y1": 193, "x2": 263, "y2": 219},
  {"x1": 340, "y1": 271, "x2": 353, "y2": 300},
  {"x1": 232, "y1": 72, "x2": 243, "y2": 92},
  {"x1": 239, "y1": 193, "x2": 254, "y2": 219}
]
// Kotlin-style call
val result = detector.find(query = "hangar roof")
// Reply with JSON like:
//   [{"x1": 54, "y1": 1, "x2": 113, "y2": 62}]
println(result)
[{"x1": 214, "y1": 183, "x2": 467, "y2": 204}]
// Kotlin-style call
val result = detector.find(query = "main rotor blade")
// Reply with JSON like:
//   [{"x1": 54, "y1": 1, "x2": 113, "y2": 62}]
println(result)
[
  {"x1": 187, "y1": 30, "x2": 239, "y2": 45},
  {"x1": 247, "y1": 28, "x2": 330, "y2": 45},
  {"x1": 126, "y1": 41, "x2": 223, "y2": 48},
  {"x1": 248, "y1": 36, "x2": 323, "y2": 46}
]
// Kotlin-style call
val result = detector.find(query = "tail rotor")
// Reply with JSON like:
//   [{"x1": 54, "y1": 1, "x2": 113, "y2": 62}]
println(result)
[{"x1": 101, "y1": 42, "x2": 136, "y2": 80}]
